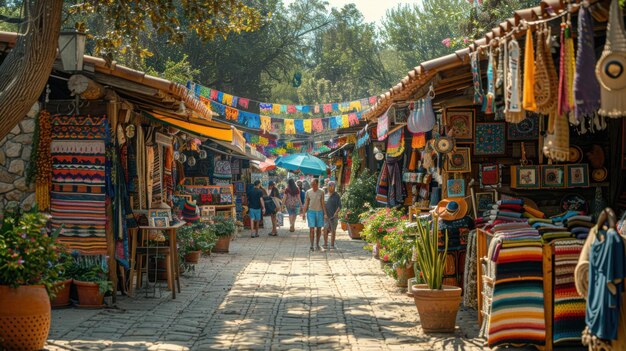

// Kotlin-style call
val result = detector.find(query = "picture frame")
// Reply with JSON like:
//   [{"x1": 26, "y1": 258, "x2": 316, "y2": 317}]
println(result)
[
  {"x1": 446, "y1": 147, "x2": 472, "y2": 173},
  {"x1": 541, "y1": 165, "x2": 566, "y2": 188},
  {"x1": 476, "y1": 191, "x2": 497, "y2": 213},
  {"x1": 507, "y1": 114, "x2": 540, "y2": 140},
  {"x1": 233, "y1": 181, "x2": 245, "y2": 194},
  {"x1": 567, "y1": 164, "x2": 590, "y2": 188},
  {"x1": 474, "y1": 123, "x2": 506, "y2": 155},
  {"x1": 511, "y1": 165, "x2": 540, "y2": 189},
  {"x1": 479, "y1": 163, "x2": 501, "y2": 188},
  {"x1": 393, "y1": 106, "x2": 409, "y2": 125},
  {"x1": 194, "y1": 177, "x2": 209, "y2": 186},
  {"x1": 149, "y1": 209, "x2": 171, "y2": 221},
  {"x1": 200, "y1": 205, "x2": 216, "y2": 219},
  {"x1": 445, "y1": 108, "x2": 474, "y2": 143},
  {"x1": 149, "y1": 216, "x2": 170, "y2": 228},
  {"x1": 446, "y1": 179, "x2": 466, "y2": 198}
]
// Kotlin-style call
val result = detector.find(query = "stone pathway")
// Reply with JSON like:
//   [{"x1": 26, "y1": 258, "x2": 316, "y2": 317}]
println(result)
[{"x1": 47, "y1": 218, "x2": 488, "y2": 351}]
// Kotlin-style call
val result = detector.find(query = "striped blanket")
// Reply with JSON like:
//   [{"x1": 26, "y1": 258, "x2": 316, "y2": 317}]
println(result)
[
  {"x1": 553, "y1": 239, "x2": 586, "y2": 345},
  {"x1": 50, "y1": 115, "x2": 109, "y2": 254}
]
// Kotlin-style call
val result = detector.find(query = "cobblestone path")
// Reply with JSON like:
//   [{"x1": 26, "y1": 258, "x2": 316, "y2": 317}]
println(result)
[{"x1": 47, "y1": 219, "x2": 487, "y2": 351}]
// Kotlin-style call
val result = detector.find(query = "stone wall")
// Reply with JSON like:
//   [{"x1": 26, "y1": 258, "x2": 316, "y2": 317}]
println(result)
[{"x1": 0, "y1": 115, "x2": 36, "y2": 214}]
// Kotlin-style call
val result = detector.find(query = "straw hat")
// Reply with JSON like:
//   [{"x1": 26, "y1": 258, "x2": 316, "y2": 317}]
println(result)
[{"x1": 434, "y1": 198, "x2": 468, "y2": 221}]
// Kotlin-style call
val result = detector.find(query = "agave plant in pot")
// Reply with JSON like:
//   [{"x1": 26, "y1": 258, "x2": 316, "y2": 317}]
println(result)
[
  {"x1": 69, "y1": 256, "x2": 113, "y2": 308},
  {"x1": 210, "y1": 216, "x2": 236, "y2": 253},
  {"x1": 0, "y1": 210, "x2": 65, "y2": 351},
  {"x1": 411, "y1": 217, "x2": 462, "y2": 333}
]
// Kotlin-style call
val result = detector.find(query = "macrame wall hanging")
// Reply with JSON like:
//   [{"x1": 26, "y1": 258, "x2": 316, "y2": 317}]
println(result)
[
  {"x1": 534, "y1": 23, "x2": 558, "y2": 120},
  {"x1": 505, "y1": 39, "x2": 525, "y2": 123},
  {"x1": 596, "y1": 0, "x2": 626, "y2": 117}
]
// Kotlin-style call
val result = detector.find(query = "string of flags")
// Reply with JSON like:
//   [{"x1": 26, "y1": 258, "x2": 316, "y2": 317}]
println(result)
[{"x1": 188, "y1": 81, "x2": 378, "y2": 117}]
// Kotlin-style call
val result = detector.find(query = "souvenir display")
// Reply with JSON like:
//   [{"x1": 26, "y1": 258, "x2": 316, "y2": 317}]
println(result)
[
  {"x1": 445, "y1": 109, "x2": 474, "y2": 142},
  {"x1": 507, "y1": 115, "x2": 539, "y2": 140},
  {"x1": 446, "y1": 147, "x2": 471, "y2": 173},
  {"x1": 541, "y1": 165, "x2": 566, "y2": 188},
  {"x1": 567, "y1": 164, "x2": 590, "y2": 188},
  {"x1": 474, "y1": 123, "x2": 506, "y2": 155}
]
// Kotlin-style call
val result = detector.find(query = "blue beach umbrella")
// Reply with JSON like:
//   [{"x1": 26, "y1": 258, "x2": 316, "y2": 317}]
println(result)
[{"x1": 275, "y1": 153, "x2": 328, "y2": 176}]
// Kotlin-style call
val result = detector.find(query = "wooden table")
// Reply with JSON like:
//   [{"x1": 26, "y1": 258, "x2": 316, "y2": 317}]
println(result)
[{"x1": 130, "y1": 222, "x2": 185, "y2": 299}]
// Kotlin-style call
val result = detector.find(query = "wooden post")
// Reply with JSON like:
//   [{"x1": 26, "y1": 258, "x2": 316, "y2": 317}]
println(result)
[{"x1": 542, "y1": 243, "x2": 554, "y2": 351}]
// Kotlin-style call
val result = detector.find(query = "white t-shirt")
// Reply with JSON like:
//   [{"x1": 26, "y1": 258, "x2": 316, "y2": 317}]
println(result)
[{"x1": 305, "y1": 189, "x2": 324, "y2": 212}]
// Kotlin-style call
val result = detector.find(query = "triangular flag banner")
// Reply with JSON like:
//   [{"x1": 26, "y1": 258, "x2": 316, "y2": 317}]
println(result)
[
  {"x1": 313, "y1": 119, "x2": 323, "y2": 132},
  {"x1": 341, "y1": 114, "x2": 350, "y2": 128},
  {"x1": 260, "y1": 116, "x2": 271, "y2": 132},
  {"x1": 304, "y1": 119, "x2": 312, "y2": 133},
  {"x1": 285, "y1": 119, "x2": 296, "y2": 134}
]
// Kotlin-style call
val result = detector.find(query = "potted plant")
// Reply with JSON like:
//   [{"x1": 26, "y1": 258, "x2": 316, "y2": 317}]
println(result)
[
  {"x1": 69, "y1": 256, "x2": 113, "y2": 308},
  {"x1": 360, "y1": 206, "x2": 405, "y2": 259},
  {"x1": 379, "y1": 223, "x2": 415, "y2": 288},
  {"x1": 411, "y1": 217, "x2": 462, "y2": 333},
  {"x1": 210, "y1": 216, "x2": 236, "y2": 253},
  {"x1": 0, "y1": 210, "x2": 65, "y2": 350},
  {"x1": 338, "y1": 169, "x2": 377, "y2": 239},
  {"x1": 178, "y1": 223, "x2": 217, "y2": 264},
  {"x1": 50, "y1": 251, "x2": 74, "y2": 308}
]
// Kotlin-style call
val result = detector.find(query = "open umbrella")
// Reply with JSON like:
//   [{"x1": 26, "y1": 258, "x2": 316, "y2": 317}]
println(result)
[
  {"x1": 275, "y1": 153, "x2": 328, "y2": 176},
  {"x1": 251, "y1": 158, "x2": 276, "y2": 172}
]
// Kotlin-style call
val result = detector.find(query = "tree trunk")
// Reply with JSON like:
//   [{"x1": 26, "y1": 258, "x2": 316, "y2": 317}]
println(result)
[{"x1": 0, "y1": 0, "x2": 63, "y2": 140}]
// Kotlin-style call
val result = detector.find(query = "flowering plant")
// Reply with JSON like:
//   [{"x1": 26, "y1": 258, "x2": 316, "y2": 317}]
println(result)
[
  {"x1": 359, "y1": 206, "x2": 406, "y2": 244},
  {"x1": 339, "y1": 169, "x2": 377, "y2": 223},
  {"x1": 67, "y1": 255, "x2": 113, "y2": 294},
  {"x1": 178, "y1": 222, "x2": 217, "y2": 254},
  {"x1": 0, "y1": 210, "x2": 65, "y2": 292}
]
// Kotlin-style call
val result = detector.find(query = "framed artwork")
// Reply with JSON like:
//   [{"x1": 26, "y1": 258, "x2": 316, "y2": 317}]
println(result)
[
  {"x1": 149, "y1": 216, "x2": 169, "y2": 228},
  {"x1": 233, "y1": 181, "x2": 245, "y2": 194},
  {"x1": 567, "y1": 164, "x2": 590, "y2": 188},
  {"x1": 446, "y1": 147, "x2": 472, "y2": 173},
  {"x1": 200, "y1": 206, "x2": 216, "y2": 219},
  {"x1": 194, "y1": 177, "x2": 209, "y2": 186},
  {"x1": 393, "y1": 106, "x2": 409, "y2": 125},
  {"x1": 474, "y1": 123, "x2": 506, "y2": 155},
  {"x1": 445, "y1": 109, "x2": 474, "y2": 143},
  {"x1": 511, "y1": 165, "x2": 540, "y2": 189},
  {"x1": 507, "y1": 114, "x2": 540, "y2": 140},
  {"x1": 182, "y1": 178, "x2": 193, "y2": 186},
  {"x1": 476, "y1": 192, "x2": 496, "y2": 213},
  {"x1": 446, "y1": 179, "x2": 466, "y2": 198},
  {"x1": 541, "y1": 165, "x2": 566, "y2": 188},
  {"x1": 479, "y1": 164, "x2": 501, "y2": 188},
  {"x1": 149, "y1": 209, "x2": 171, "y2": 221}
]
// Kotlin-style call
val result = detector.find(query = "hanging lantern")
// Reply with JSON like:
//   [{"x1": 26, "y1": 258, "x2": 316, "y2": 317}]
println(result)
[{"x1": 58, "y1": 29, "x2": 86, "y2": 72}]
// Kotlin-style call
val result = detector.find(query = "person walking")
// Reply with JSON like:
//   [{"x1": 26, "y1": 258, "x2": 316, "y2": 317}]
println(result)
[
  {"x1": 266, "y1": 181, "x2": 280, "y2": 236},
  {"x1": 247, "y1": 180, "x2": 265, "y2": 238},
  {"x1": 302, "y1": 178, "x2": 326, "y2": 251},
  {"x1": 323, "y1": 181, "x2": 342, "y2": 250},
  {"x1": 322, "y1": 178, "x2": 330, "y2": 194},
  {"x1": 282, "y1": 179, "x2": 303, "y2": 232},
  {"x1": 297, "y1": 180, "x2": 306, "y2": 206}
]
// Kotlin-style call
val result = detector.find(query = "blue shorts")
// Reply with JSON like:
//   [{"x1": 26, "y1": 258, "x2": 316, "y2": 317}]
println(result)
[
  {"x1": 249, "y1": 208, "x2": 262, "y2": 221},
  {"x1": 307, "y1": 210, "x2": 324, "y2": 228},
  {"x1": 287, "y1": 206, "x2": 299, "y2": 216}
]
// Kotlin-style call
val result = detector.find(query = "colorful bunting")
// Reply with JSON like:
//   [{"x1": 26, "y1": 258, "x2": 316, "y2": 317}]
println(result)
[
  {"x1": 341, "y1": 114, "x2": 350, "y2": 128},
  {"x1": 313, "y1": 119, "x2": 323, "y2": 132},
  {"x1": 304, "y1": 119, "x2": 312, "y2": 133},
  {"x1": 284, "y1": 119, "x2": 296, "y2": 134},
  {"x1": 260, "y1": 116, "x2": 271, "y2": 132}
]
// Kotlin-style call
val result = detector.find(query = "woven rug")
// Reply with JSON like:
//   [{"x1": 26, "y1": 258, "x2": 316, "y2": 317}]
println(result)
[
  {"x1": 553, "y1": 239, "x2": 586, "y2": 345},
  {"x1": 50, "y1": 115, "x2": 108, "y2": 254}
]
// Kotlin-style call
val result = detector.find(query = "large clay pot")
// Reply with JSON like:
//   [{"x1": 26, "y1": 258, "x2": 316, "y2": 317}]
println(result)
[
  {"x1": 74, "y1": 280, "x2": 104, "y2": 308},
  {"x1": 340, "y1": 220, "x2": 348, "y2": 231},
  {"x1": 185, "y1": 250, "x2": 202, "y2": 264},
  {"x1": 212, "y1": 236, "x2": 231, "y2": 253},
  {"x1": 50, "y1": 279, "x2": 73, "y2": 308},
  {"x1": 411, "y1": 284, "x2": 462, "y2": 333},
  {"x1": 0, "y1": 285, "x2": 51, "y2": 351},
  {"x1": 395, "y1": 264, "x2": 416, "y2": 288},
  {"x1": 347, "y1": 223, "x2": 363, "y2": 239}
]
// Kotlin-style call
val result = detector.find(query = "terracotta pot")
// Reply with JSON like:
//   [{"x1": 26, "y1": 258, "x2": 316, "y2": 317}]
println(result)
[
  {"x1": 395, "y1": 264, "x2": 416, "y2": 288},
  {"x1": 74, "y1": 280, "x2": 104, "y2": 308},
  {"x1": 0, "y1": 285, "x2": 51, "y2": 351},
  {"x1": 340, "y1": 221, "x2": 348, "y2": 231},
  {"x1": 50, "y1": 279, "x2": 73, "y2": 308},
  {"x1": 411, "y1": 284, "x2": 462, "y2": 333},
  {"x1": 347, "y1": 223, "x2": 363, "y2": 239},
  {"x1": 212, "y1": 236, "x2": 231, "y2": 253},
  {"x1": 185, "y1": 250, "x2": 202, "y2": 264}
]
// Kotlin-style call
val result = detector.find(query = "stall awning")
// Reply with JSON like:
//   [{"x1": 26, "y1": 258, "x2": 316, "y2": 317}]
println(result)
[{"x1": 143, "y1": 111, "x2": 233, "y2": 142}]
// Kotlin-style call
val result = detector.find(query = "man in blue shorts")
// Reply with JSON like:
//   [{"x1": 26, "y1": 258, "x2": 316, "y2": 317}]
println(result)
[
  {"x1": 247, "y1": 180, "x2": 265, "y2": 238},
  {"x1": 302, "y1": 178, "x2": 327, "y2": 251}
]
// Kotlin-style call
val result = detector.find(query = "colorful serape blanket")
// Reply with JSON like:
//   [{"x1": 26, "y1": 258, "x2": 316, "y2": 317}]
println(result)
[
  {"x1": 488, "y1": 227, "x2": 546, "y2": 348},
  {"x1": 553, "y1": 239, "x2": 586, "y2": 345},
  {"x1": 50, "y1": 115, "x2": 109, "y2": 254}
]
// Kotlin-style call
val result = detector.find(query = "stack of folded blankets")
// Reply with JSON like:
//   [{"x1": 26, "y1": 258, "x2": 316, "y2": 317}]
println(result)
[
  {"x1": 562, "y1": 213, "x2": 593, "y2": 240},
  {"x1": 479, "y1": 199, "x2": 546, "y2": 229},
  {"x1": 528, "y1": 211, "x2": 594, "y2": 242},
  {"x1": 528, "y1": 217, "x2": 571, "y2": 241},
  {"x1": 486, "y1": 222, "x2": 546, "y2": 348}
]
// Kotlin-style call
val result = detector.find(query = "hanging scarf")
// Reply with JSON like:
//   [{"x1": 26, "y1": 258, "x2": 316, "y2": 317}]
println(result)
[
  {"x1": 543, "y1": 111, "x2": 570, "y2": 162},
  {"x1": 483, "y1": 47, "x2": 496, "y2": 114},
  {"x1": 523, "y1": 28, "x2": 537, "y2": 112},
  {"x1": 386, "y1": 128, "x2": 405, "y2": 157},
  {"x1": 558, "y1": 21, "x2": 576, "y2": 121},
  {"x1": 377, "y1": 110, "x2": 390, "y2": 141},
  {"x1": 386, "y1": 156, "x2": 404, "y2": 207},
  {"x1": 496, "y1": 42, "x2": 505, "y2": 90},
  {"x1": 505, "y1": 39, "x2": 525, "y2": 123},
  {"x1": 575, "y1": 5, "x2": 601, "y2": 119},
  {"x1": 596, "y1": 0, "x2": 626, "y2": 117},
  {"x1": 136, "y1": 125, "x2": 146, "y2": 210},
  {"x1": 471, "y1": 51, "x2": 485, "y2": 105}
]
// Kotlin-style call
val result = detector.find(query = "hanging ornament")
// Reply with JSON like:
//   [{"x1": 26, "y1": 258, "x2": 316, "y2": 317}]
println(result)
[
  {"x1": 187, "y1": 156, "x2": 196, "y2": 167},
  {"x1": 179, "y1": 153, "x2": 187, "y2": 163},
  {"x1": 198, "y1": 149, "x2": 207, "y2": 159},
  {"x1": 596, "y1": 0, "x2": 626, "y2": 117}
]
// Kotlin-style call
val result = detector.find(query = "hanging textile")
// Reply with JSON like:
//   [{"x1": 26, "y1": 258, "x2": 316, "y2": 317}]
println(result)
[
  {"x1": 272, "y1": 104, "x2": 281, "y2": 115},
  {"x1": 348, "y1": 112, "x2": 359, "y2": 126},
  {"x1": 304, "y1": 119, "x2": 312, "y2": 133},
  {"x1": 411, "y1": 132, "x2": 426, "y2": 149},
  {"x1": 377, "y1": 109, "x2": 390, "y2": 141},
  {"x1": 113, "y1": 138, "x2": 135, "y2": 269},
  {"x1": 535, "y1": 24, "x2": 559, "y2": 117},
  {"x1": 505, "y1": 39, "x2": 525, "y2": 123},
  {"x1": 35, "y1": 110, "x2": 52, "y2": 211},
  {"x1": 341, "y1": 114, "x2": 350, "y2": 128},
  {"x1": 260, "y1": 116, "x2": 272, "y2": 132},
  {"x1": 471, "y1": 51, "x2": 485, "y2": 105},
  {"x1": 356, "y1": 125, "x2": 370, "y2": 149},
  {"x1": 50, "y1": 115, "x2": 109, "y2": 254},
  {"x1": 225, "y1": 106, "x2": 238, "y2": 121},
  {"x1": 483, "y1": 48, "x2": 497, "y2": 114},
  {"x1": 574, "y1": 5, "x2": 601, "y2": 120},
  {"x1": 313, "y1": 119, "x2": 323, "y2": 132},
  {"x1": 558, "y1": 21, "x2": 576, "y2": 120},
  {"x1": 163, "y1": 146, "x2": 174, "y2": 203},
  {"x1": 553, "y1": 239, "x2": 586, "y2": 345},
  {"x1": 150, "y1": 145, "x2": 163, "y2": 207},
  {"x1": 408, "y1": 97, "x2": 436, "y2": 133},
  {"x1": 596, "y1": 0, "x2": 626, "y2": 117},
  {"x1": 214, "y1": 158, "x2": 232, "y2": 179},
  {"x1": 386, "y1": 128, "x2": 405, "y2": 157},
  {"x1": 294, "y1": 119, "x2": 304, "y2": 134},
  {"x1": 522, "y1": 29, "x2": 537, "y2": 112}
]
